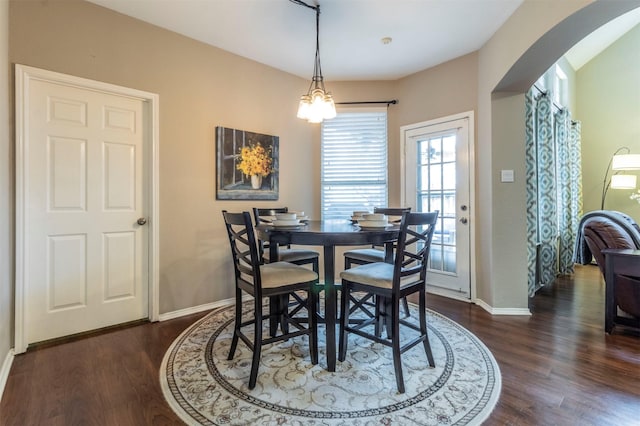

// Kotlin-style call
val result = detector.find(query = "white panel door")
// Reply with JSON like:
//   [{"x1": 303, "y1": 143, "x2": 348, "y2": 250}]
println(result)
[
  {"x1": 25, "y1": 78, "x2": 148, "y2": 344},
  {"x1": 402, "y1": 113, "x2": 473, "y2": 301}
]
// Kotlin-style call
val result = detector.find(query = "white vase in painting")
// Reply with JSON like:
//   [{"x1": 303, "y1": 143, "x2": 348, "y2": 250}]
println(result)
[{"x1": 251, "y1": 175, "x2": 262, "y2": 189}]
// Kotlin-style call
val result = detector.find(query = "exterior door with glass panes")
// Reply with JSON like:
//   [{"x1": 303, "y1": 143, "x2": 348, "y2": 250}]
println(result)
[{"x1": 402, "y1": 114, "x2": 472, "y2": 300}]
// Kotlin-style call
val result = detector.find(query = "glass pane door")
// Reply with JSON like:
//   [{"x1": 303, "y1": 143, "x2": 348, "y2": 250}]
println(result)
[
  {"x1": 418, "y1": 134, "x2": 457, "y2": 275},
  {"x1": 402, "y1": 114, "x2": 471, "y2": 300}
]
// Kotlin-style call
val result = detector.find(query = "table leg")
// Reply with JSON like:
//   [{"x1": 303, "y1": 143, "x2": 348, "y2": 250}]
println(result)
[
  {"x1": 605, "y1": 255, "x2": 615, "y2": 334},
  {"x1": 323, "y1": 245, "x2": 336, "y2": 372},
  {"x1": 384, "y1": 241, "x2": 394, "y2": 263},
  {"x1": 269, "y1": 242, "x2": 280, "y2": 335}
]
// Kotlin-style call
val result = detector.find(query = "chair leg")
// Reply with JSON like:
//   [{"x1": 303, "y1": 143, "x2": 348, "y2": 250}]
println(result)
[
  {"x1": 402, "y1": 297, "x2": 410, "y2": 318},
  {"x1": 269, "y1": 296, "x2": 279, "y2": 337},
  {"x1": 309, "y1": 285, "x2": 319, "y2": 365},
  {"x1": 338, "y1": 281, "x2": 350, "y2": 362},
  {"x1": 249, "y1": 298, "x2": 263, "y2": 390},
  {"x1": 280, "y1": 294, "x2": 290, "y2": 335},
  {"x1": 419, "y1": 289, "x2": 435, "y2": 367},
  {"x1": 374, "y1": 296, "x2": 383, "y2": 337},
  {"x1": 383, "y1": 297, "x2": 393, "y2": 339},
  {"x1": 391, "y1": 297, "x2": 405, "y2": 394},
  {"x1": 228, "y1": 289, "x2": 242, "y2": 360}
]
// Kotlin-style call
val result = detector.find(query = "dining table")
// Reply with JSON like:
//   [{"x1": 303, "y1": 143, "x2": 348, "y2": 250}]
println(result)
[{"x1": 256, "y1": 219, "x2": 400, "y2": 372}]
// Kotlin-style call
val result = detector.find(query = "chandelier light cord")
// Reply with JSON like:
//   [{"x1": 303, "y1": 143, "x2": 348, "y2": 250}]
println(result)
[{"x1": 290, "y1": 0, "x2": 336, "y2": 123}]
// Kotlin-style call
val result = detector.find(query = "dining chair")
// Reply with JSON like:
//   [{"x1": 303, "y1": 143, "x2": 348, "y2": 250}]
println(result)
[
  {"x1": 252, "y1": 207, "x2": 319, "y2": 273},
  {"x1": 253, "y1": 207, "x2": 321, "y2": 334},
  {"x1": 338, "y1": 210, "x2": 438, "y2": 393},
  {"x1": 222, "y1": 210, "x2": 319, "y2": 390},
  {"x1": 344, "y1": 207, "x2": 412, "y2": 317}
]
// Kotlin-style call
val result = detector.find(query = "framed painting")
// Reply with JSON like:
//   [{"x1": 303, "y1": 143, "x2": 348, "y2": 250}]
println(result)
[{"x1": 216, "y1": 126, "x2": 279, "y2": 200}]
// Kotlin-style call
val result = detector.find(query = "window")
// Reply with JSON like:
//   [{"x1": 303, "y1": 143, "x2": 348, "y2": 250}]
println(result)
[
  {"x1": 321, "y1": 109, "x2": 388, "y2": 220},
  {"x1": 554, "y1": 64, "x2": 568, "y2": 107}
]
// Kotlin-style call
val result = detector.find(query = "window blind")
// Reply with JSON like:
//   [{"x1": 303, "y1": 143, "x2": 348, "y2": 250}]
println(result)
[{"x1": 321, "y1": 110, "x2": 388, "y2": 220}]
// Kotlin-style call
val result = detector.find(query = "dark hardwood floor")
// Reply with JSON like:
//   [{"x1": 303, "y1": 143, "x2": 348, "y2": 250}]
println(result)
[{"x1": 1, "y1": 264, "x2": 639, "y2": 425}]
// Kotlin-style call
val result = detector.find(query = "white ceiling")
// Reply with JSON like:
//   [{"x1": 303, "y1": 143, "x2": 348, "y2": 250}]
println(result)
[
  {"x1": 564, "y1": 6, "x2": 640, "y2": 70},
  {"x1": 87, "y1": 0, "x2": 640, "y2": 81}
]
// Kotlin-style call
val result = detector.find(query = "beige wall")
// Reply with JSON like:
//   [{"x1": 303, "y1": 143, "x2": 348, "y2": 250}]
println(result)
[
  {"x1": 1, "y1": 0, "x2": 12, "y2": 369},
  {"x1": 9, "y1": 0, "x2": 323, "y2": 313},
  {"x1": 476, "y1": 0, "x2": 639, "y2": 309},
  {"x1": 577, "y1": 24, "x2": 640, "y2": 222},
  {"x1": 477, "y1": 0, "x2": 593, "y2": 309},
  {"x1": 331, "y1": 53, "x2": 479, "y2": 207},
  {"x1": 3, "y1": 0, "x2": 640, "y2": 362},
  {"x1": 396, "y1": 52, "x2": 479, "y2": 201}
]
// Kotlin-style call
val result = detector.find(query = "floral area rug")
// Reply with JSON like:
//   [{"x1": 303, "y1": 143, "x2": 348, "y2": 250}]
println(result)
[{"x1": 160, "y1": 301, "x2": 501, "y2": 425}]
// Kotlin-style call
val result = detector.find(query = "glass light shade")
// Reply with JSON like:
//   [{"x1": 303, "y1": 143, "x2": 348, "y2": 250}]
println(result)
[
  {"x1": 322, "y1": 94, "x2": 337, "y2": 119},
  {"x1": 611, "y1": 174, "x2": 637, "y2": 189},
  {"x1": 298, "y1": 88, "x2": 336, "y2": 123},
  {"x1": 612, "y1": 154, "x2": 640, "y2": 170},
  {"x1": 297, "y1": 95, "x2": 311, "y2": 119}
]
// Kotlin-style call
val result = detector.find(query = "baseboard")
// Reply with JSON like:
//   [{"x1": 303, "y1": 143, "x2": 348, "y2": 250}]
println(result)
[
  {"x1": 158, "y1": 297, "x2": 235, "y2": 321},
  {"x1": 0, "y1": 348, "x2": 15, "y2": 402},
  {"x1": 475, "y1": 298, "x2": 531, "y2": 316},
  {"x1": 427, "y1": 287, "x2": 473, "y2": 303}
]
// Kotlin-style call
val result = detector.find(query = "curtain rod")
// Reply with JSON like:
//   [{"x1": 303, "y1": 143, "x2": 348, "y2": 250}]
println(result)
[
  {"x1": 336, "y1": 100, "x2": 398, "y2": 106},
  {"x1": 531, "y1": 84, "x2": 578, "y2": 125},
  {"x1": 532, "y1": 84, "x2": 565, "y2": 112}
]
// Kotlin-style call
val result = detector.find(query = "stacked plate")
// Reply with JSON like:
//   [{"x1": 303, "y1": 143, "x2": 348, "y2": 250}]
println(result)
[
  {"x1": 355, "y1": 213, "x2": 390, "y2": 229},
  {"x1": 271, "y1": 212, "x2": 306, "y2": 227},
  {"x1": 351, "y1": 210, "x2": 370, "y2": 222}
]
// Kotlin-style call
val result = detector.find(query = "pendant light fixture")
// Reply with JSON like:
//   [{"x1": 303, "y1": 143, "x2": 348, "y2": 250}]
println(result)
[{"x1": 291, "y1": 0, "x2": 336, "y2": 123}]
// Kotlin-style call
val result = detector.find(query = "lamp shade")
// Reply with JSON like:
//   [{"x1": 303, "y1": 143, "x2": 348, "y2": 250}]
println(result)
[
  {"x1": 611, "y1": 174, "x2": 637, "y2": 189},
  {"x1": 612, "y1": 154, "x2": 640, "y2": 170}
]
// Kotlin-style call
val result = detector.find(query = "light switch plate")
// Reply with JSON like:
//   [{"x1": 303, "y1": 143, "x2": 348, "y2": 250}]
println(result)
[{"x1": 501, "y1": 169, "x2": 514, "y2": 182}]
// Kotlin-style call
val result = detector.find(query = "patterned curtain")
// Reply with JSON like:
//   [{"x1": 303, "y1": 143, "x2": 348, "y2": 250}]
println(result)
[
  {"x1": 525, "y1": 91, "x2": 538, "y2": 297},
  {"x1": 555, "y1": 110, "x2": 583, "y2": 274},
  {"x1": 525, "y1": 88, "x2": 583, "y2": 296}
]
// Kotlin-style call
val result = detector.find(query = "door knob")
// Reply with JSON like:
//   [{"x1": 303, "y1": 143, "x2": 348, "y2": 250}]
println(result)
[
  {"x1": 460, "y1": 205, "x2": 468, "y2": 211},
  {"x1": 137, "y1": 217, "x2": 147, "y2": 226},
  {"x1": 459, "y1": 217, "x2": 468, "y2": 224}
]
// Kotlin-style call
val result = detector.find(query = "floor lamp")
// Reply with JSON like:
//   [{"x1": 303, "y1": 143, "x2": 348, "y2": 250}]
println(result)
[{"x1": 601, "y1": 147, "x2": 640, "y2": 209}]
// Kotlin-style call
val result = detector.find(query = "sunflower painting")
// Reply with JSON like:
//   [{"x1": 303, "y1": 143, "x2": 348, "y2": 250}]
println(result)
[{"x1": 216, "y1": 126, "x2": 279, "y2": 200}]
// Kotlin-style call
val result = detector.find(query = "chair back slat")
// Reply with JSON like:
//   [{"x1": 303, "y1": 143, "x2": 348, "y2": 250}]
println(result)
[
  {"x1": 222, "y1": 210, "x2": 263, "y2": 297},
  {"x1": 373, "y1": 207, "x2": 411, "y2": 224},
  {"x1": 253, "y1": 207, "x2": 288, "y2": 223},
  {"x1": 393, "y1": 211, "x2": 439, "y2": 290},
  {"x1": 373, "y1": 207, "x2": 411, "y2": 216},
  {"x1": 252, "y1": 207, "x2": 291, "y2": 262}
]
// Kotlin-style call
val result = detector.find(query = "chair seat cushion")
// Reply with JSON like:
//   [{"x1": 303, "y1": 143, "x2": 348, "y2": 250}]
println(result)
[
  {"x1": 260, "y1": 262, "x2": 318, "y2": 288},
  {"x1": 340, "y1": 262, "x2": 416, "y2": 290},
  {"x1": 343, "y1": 248, "x2": 386, "y2": 263},
  {"x1": 266, "y1": 248, "x2": 319, "y2": 263}
]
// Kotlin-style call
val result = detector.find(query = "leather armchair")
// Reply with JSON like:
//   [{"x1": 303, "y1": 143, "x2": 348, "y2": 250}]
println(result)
[{"x1": 575, "y1": 210, "x2": 640, "y2": 333}]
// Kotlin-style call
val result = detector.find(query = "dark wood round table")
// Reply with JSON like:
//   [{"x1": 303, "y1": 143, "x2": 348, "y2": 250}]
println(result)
[{"x1": 256, "y1": 219, "x2": 400, "y2": 371}]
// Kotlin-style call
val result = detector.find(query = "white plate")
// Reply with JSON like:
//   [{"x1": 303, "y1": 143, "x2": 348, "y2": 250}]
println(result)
[
  {"x1": 359, "y1": 225, "x2": 395, "y2": 230},
  {"x1": 297, "y1": 215, "x2": 309, "y2": 221},
  {"x1": 272, "y1": 220, "x2": 301, "y2": 227},
  {"x1": 271, "y1": 224, "x2": 304, "y2": 230},
  {"x1": 358, "y1": 220, "x2": 389, "y2": 228}
]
